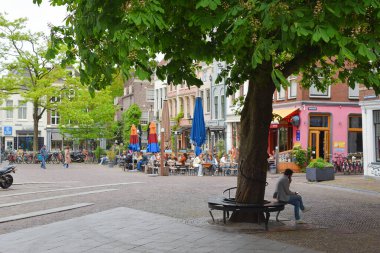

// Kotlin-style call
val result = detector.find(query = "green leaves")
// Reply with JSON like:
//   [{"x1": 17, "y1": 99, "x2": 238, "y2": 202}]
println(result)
[
  {"x1": 271, "y1": 69, "x2": 290, "y2": 91},
  {"x1": 358, "y1": 44, "x2": 377, "y2": 61},
  {"x1": 196, "y1": 0, "x2": 221, "y2": 10}
]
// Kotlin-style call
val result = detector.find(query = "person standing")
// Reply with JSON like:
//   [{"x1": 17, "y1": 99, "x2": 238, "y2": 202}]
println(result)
[
  {"x1": 40, "y1": 145, "x2": 48, "y2": 169},
  {"x1": 193, "y1": 153, "x2": 204, "y2": 176},
  {"x1": 64, "y1": 146, "x2": 71, "y2": 168},
  {"x1": 273, "y1": 169, "x2": 311, "y2": 224}
]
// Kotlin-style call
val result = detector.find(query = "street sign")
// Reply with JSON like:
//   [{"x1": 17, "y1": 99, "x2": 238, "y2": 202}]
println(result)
[
  {"x1": 296, "y1": 130, "x2": 300, "y2": 141},
  {"x1": 3, "y1": 126, "x2": 12, "y2": 136}
]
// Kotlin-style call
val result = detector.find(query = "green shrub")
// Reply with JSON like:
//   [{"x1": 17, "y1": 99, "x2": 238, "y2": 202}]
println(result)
[
  {"x1": 292, "y1": 146, "x2": 310, "y2": 172},
  {"x1": 94, "y1": 146, "x2": 105, "y2": 160},
  {"x1": 307, "y1": 158, "x2": 333, "y2": 169},
  {"x1": 106, "y1": 149, "x2": 116, "y2": 161}
]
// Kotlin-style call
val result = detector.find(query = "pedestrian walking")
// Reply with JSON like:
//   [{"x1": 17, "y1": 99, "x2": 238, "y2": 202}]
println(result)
[
  {"x1": 64, "y1": 146, "x2": 71, "y2": 168},
  {"x1": 40, "y1": 145, "x2": 48, "y2": 169},
  {"x1": 273, "y1": 168, "x2": 311, "y2": 224}
]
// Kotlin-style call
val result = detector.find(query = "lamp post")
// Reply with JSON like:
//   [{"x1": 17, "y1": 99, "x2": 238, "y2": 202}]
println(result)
[
  {"x1": 211, "y1": 131, "x2": 215, "y2": 156},
  {"x1": 137, "y1": 129, "x2": 141, "y2": 150}
]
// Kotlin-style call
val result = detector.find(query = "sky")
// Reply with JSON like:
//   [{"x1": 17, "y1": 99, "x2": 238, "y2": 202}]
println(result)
[{"x1": 1, "y1": 0, "x2": 67, "y2": 34}]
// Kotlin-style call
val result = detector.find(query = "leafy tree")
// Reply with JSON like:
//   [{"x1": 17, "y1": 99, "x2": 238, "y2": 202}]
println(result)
[
  {"x1": 0, "y1": 13, "x2": 66, "y2": 151},
  {"x1": 37, "y1": 0, "x2": 380, "y2": 222},
  {"x1": 122, "y1": 104, "x2": 142, "y2": 145},
  {"x1": 58, "y1": 78, "x2": 117, "y2": 144}
]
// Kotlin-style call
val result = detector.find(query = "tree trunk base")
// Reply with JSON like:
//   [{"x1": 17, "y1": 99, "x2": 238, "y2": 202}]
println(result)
[{"x1": 229, "y1": 210, "x2": 265, "y2": 223}]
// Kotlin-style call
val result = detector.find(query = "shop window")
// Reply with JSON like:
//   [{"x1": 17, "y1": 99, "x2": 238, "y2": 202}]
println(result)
[
  {"x1": 6, "y1": 100, "x2": 13, "y2": 119},
  {"x1": 288, "y1": 76, "x2": 297, "y2": 99},
  {"x1": 277, "y1": 87, "x2": 285, "y2": 100},
  {"x1": 214, "y1": 96, "x2": 219, "y2": 119},
  {"x1": 348, "y1": 83, "x2": 359, "y2": 99},
  {"x1": 221, "y1": 95, "x2": 225, "y2": 119},
  {"x1": 206, "y1": 89, "x2": 210, "y2": 112},
  {"x1": 310, "y1": 115, "x2": 329, "y2": 127},
  {"x1": 348, "y1": 115, "x2": 362, "y2": 153},
  {"x1": 309, "y1": 84, "x2": 331, "y2": 98},
  {"x1": 18, "y1": 101, "x2": 27, "y2": 119},
  {"x1": 51, "y1": 111, "x2": 60, "y2": 125}
]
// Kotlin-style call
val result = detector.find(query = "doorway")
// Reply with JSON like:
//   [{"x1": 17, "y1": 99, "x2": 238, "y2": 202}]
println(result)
[
  {"x1": 309, "y1": 114, "x2": 330, "y2": 160},
  {"x1": 309, "y1": 130, "x2": 330, "y2": 159}
]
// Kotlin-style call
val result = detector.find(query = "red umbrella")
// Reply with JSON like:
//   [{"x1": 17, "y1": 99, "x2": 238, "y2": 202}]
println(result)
[{"x1": 128, "y1": 124, "x2": 140, "y2": 151}]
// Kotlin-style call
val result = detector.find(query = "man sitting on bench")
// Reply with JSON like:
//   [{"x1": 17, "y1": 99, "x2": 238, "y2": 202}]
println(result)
[{"x1": 273, "y1": 169, "x2": 311, "y2": 224}]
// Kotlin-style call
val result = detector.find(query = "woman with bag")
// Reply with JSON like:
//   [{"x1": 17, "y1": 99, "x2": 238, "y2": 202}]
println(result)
[{"x1": 64, "y1": 146, "x2": 71, "y2": 168}]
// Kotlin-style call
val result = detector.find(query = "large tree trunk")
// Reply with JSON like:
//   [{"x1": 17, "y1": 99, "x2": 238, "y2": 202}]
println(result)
[
  {"x1": 33, "y1": 101, "x2": 39, "y2": 152},
  {"x1": 229, "y1": 73, "x2": 276, "y2": 222}
]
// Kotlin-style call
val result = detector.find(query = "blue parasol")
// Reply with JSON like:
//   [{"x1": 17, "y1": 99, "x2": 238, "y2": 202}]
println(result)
[{"x1": 190, "y1": 97, "x2": 206, "y2": 156}]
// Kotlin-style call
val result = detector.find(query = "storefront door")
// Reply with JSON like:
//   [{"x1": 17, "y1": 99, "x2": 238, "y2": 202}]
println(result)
[
  {"x1": 308, "y1": 114, "x2": 331, "y2": 160},
  {"x1": 309, "y1": 130, "x2": 330, "y2": 160}
]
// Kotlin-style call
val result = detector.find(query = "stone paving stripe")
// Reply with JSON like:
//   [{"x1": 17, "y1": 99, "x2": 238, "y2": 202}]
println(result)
[
  {"x1": 0, "y1": 189, "x2": 117, "y2": 208},
  {"x1": 0, "y1": 182, "x2": 143, "y2": 198},
  {"x1": 0, "y1": 203, "x2": 94, "y2": 223}
]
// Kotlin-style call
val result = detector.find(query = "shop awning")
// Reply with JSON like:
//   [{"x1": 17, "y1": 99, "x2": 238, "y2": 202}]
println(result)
[{"x1": 271, "y1": 108, "x2": 299, "y2": 127}]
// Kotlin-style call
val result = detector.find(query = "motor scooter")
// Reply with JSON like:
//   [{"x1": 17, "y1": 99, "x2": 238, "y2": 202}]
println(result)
[
  {"x1": 0, "y1": 164, "x2": 16, "y2": 189},
  {"x1": 70, "y1": 151, "x2": 85, "y2": 163}
]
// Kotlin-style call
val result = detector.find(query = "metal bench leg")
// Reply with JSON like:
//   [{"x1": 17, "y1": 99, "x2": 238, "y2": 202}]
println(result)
[
  {"x1": 265, "y1": 212, "x2": 270, "y2": 231},
  {"x1": 223, "y1": 210, "x2": 226, "y2": 224},
  {"x1": 276, "y1": 210, "x2": 281, "y2": 222},
  {"x1": 209, "y1": 210, "x2": 215, "y2": 223}
]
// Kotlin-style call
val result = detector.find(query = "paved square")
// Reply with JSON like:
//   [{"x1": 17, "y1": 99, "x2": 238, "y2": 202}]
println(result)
[{"x1": 0, "y1": 207, "x2": 318, "y2": 253}]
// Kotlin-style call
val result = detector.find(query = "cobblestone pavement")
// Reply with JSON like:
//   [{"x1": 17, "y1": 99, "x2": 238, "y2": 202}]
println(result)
[
  {"x1": 0, "y1": 207, "x2": 317, "y2": 253},
  {"x1": 0, "y1": 162, "x2": 379, "y2": 252}
]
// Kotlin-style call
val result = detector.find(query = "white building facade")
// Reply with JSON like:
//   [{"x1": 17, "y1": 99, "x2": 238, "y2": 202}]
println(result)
[{"x1": 0, "y1": 94, "x2": 47, "y2": 152}]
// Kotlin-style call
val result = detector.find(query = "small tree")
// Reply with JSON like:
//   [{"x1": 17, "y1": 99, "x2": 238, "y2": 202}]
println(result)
[
  {"x1": 0, "y1": 13, "x2": 66, "y2": 151},
  {"x1": 122, "y1": 104, "x2": 142, "y2": 144},
  {"x1": 58, "y1": 79, "x2": 117, "y2": 142}
]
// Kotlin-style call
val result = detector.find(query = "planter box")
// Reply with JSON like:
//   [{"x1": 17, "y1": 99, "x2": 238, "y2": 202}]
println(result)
[
  {"x1": 278, "y1": 162, "x2": 301, "y2": 173},
  {"x1": 306, "y1": 167, "x2": 335, "y2": 182}
]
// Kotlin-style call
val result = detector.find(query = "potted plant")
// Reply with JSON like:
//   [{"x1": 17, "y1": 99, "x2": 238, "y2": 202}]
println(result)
[
  {"x1": 292, "y1": 146, "x2": 311, "y2": 172},
  {"x1": 306, "y1": 158, "x2": 335, "y2": 181},
  {"x1": 106, "y1": 149, "x2": 116, "y2": 168}
]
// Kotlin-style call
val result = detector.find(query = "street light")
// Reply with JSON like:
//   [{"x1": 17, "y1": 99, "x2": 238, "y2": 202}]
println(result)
[{"x1": 211, "y1": 132, "x2": 215, "y2": 156}]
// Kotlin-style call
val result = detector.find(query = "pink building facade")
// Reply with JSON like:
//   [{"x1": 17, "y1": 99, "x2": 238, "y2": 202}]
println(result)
[{"x1": 269, "y1": 80, "x2": 362, "y2": 161}]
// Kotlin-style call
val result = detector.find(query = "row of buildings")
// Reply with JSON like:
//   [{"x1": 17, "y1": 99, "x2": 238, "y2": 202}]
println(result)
[
  {"x1": 1, "y1": 61, "x2": 380, "y2": 177},
  {"x1": 114, "y1": 60, "x2": 379, "y2": 178}
]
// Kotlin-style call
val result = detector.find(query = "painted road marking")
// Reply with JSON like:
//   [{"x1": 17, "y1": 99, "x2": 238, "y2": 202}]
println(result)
[
  {"x1": 0, "y1": 182, "x2": 142, "y2": 198},
  {"x1": 14, "y1": 181, "x2": 80, "y2": 185},
  {"x1": 0, "y1": 203, "x2": 94, "y2": 223},
  {"x1": 0, "y1": 189, "x2": 117, "y2": 208}
]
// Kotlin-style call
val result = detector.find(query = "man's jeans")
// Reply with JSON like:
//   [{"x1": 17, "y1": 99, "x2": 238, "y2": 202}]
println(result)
[
  {"x1": 41, "y1": 158, "x2": 46, "y2": 169},
  {"x1": 287, "y1": 195, "x2": 305, "y2": 220}
]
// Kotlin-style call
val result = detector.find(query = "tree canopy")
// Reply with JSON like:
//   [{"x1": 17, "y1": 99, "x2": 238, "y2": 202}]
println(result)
[
  {"x1": 36, "y1": 0, "x2": 380, "y2": 94},
  {"x1": 35, "y1": 0, "x2": 380, "y2": 221}
]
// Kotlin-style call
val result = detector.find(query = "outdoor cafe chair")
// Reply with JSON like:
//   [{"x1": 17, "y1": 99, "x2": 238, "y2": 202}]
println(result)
[{"x1": 167, "y1": 160, "x2": 177, "y2": 175}]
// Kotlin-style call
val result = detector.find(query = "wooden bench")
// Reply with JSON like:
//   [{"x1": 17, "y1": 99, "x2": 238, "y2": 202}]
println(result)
[{"x1": 208, "y1": 187, "x2": 286, "y2": 230}]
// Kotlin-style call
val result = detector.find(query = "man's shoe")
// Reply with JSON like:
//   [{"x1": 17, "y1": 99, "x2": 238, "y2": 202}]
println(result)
[
  {"x1": 302, "y1": 206, "x2": 311, "y2": 213},
  {"x1": 296, "y1": 219, "x2": 307, "y2": 224}
]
